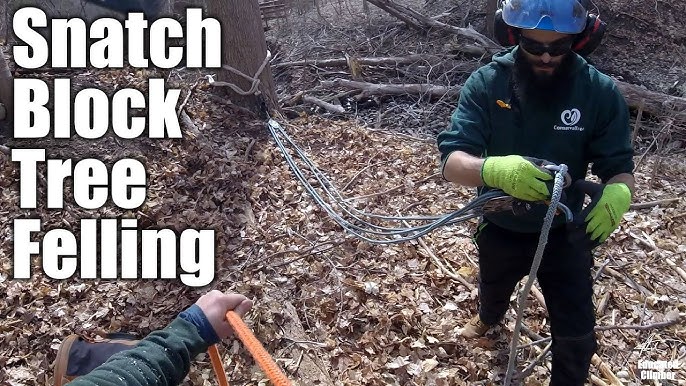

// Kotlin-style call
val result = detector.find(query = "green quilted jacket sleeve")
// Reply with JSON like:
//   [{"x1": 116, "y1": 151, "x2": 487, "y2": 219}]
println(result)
[{"x1": 67, "y1": 317, "x2": 208, "y2": 386}]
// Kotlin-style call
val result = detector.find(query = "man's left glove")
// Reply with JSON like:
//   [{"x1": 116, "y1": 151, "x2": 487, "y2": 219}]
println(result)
[{"x1": 584, "y1": 182, "x2": 632, "y2": 243}]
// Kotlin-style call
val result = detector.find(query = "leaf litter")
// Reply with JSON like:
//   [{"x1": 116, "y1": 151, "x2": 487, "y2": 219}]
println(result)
[{"x1": 0, "y1": 67, "x2": 684, "y2": 386}]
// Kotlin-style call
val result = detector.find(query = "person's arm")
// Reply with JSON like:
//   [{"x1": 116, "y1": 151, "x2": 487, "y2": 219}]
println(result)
[
  {"x1": 582, "y1": 81, "x2": 636, "y2": 243},
  {"x1": 437, "y1": 71, "x2": 490, "y2": 184},
  {"x1": 437, "y1": 71, "x2": 553, "y2": 201},
  {"x1": 606, "y1": 172, "x2": 635, "y2": 196},
  {"x1": 587, "y1": 81, "x2": 635, "y2": 186},
  {"x1": 67, "y1": 291, "x2": 252, "y2": 386},
  {"x1": 442, "y1": 151, "x2": 486, "y2": 187}
]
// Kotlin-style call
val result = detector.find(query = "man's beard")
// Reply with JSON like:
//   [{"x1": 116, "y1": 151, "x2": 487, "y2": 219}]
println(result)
[{"x1": 511, "y1": 51, "x2": 574, "y2": 104}]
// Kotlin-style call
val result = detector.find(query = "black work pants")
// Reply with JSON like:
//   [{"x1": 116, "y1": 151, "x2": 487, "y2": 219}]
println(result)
[{"x1": 474, "y1": 222, "x2": 597, "y2": 386}]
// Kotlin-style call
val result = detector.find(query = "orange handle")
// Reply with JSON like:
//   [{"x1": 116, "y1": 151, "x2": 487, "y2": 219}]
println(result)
[
  {"x1": 225, "y1": 310, "x2": 293, "y2": 386},
  {"x1": 208, "y1": 344, "x2": 230, "y2": 386}
]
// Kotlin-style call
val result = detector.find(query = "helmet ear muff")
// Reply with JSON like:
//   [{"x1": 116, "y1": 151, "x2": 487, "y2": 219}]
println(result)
[
  {"x1": 572, "y1": 13, "x2": 606, "y2": 56},
  {"x1": 494, "y1": 9, "x2": 520, "y2": 47},
  {"x1": 493, "y1": 8, "x2": 606, "y2": 57}
]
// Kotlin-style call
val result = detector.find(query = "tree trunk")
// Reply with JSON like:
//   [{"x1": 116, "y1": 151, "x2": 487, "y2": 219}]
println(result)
[
  {"x1": 207, "y1": 0, "x2": 278, "y2": 115},
  {"x1": 0, "y1": 48, "x2": 12, "y2": 121},
  {"x1": 485, "y1": 0, "x2": 497, "y2": 38}
]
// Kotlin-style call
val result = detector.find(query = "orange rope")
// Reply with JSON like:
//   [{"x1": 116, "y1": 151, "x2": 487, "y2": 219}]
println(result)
[
  {"x1": 208, "y1": 345, "x2": 230, "y2": 386},
  {"x1": 209, "y1": 311, "x2": 292, "y2": 386}
]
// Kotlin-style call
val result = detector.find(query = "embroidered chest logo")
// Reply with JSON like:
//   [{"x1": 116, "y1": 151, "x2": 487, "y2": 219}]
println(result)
[{"x1": 554, "y1": 108, "x2": 584, "y2": 132}]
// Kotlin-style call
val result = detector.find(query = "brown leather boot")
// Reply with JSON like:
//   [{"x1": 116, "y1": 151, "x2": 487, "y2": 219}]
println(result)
[{"x1": 460, "y1": 315, "x2": 491, "y2": 338}]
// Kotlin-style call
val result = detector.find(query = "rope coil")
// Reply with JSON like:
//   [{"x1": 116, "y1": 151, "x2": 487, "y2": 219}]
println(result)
[{"x1": 267, "y1": 118, "x2": 572, "y2": 244}]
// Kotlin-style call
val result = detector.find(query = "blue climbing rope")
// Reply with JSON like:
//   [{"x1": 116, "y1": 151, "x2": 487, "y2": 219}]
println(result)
[{"x1": 503, "y1": 163, "x2": 568, "y2": 386}]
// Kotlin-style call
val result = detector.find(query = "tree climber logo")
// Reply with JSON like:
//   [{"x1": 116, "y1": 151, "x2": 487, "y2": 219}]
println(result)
[{"x1": 554, "y1": 108, "x2": 584, "y2": 131}]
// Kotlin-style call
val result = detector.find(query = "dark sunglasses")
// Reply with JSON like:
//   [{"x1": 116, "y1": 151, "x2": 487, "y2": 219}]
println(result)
[{"x1": 519, "y1": 35, "x2": 574, "y2": 57}]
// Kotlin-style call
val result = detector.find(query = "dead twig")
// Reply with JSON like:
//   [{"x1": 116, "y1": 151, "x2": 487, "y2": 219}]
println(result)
[
  {"x1": 631, "y1": 99, "x2": 645, "y2": 147},
  {"x1": 345, "y1": 173, "x2": 439, "y2": 201},
  {"x1": 603, "y1": 262, "x2": 652, "y2": 297},
  {"x1": 590, "y1": 374, "x2": 612, "y2": 386},
  {"x1": 254, "y1": 240, "x2": 345, "y2": 270},
  {"x1": 302, "y1": 95, "x2": 346, "y2": 114},
  {"x1": 665, "y1": 258, "x2": 686, "y2": 283},
  {"x1": 594, "y1": 317, "x2": 684, "y2": 332},
  {"x1": 514, "y1": 342, "x2": 552, "y2": 381},
  {"x1": 634, "y1": 119, "x2": 673, "y2": 172},
  {"x1": 591, "y1": 354, "x2": 625, "y2": 386},
  {"x1": 629, "y1": 197, "x2": 681, "y2": 210},
  {"x1": 176, "y1": 79, "x2": 200, "y2": 117}
]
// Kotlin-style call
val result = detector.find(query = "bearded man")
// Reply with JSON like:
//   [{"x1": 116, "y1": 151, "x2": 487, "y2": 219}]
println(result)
[{"x1": 437, "y1": 0, "x2": 635, "y2": 384}]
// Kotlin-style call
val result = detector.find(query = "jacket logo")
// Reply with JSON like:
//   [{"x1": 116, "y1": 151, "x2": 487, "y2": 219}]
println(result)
[
  {"x1": 560, "y1": 109, "x2": 581, "y2": 126},
  {"x1": 555, "y1": 108, "x2": 584, "y2": 132}
]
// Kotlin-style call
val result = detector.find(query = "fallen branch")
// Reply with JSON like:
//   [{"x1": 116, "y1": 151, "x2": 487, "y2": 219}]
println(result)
[
  {"x1": 364, "y1": 0, "x2": 686, "y2": 117},
  {"x1": 302, "y1": 95, "x2": 346, "y2": 114},
  {"x1": 630, "y1": 197, "x2": 681, "y2": 210},
  {"x1": 364, "y1": 0, "x2": 499, "y2": 48},
  {"x1": 179, "y1": 110, "x2": 200, "y2": 138},
  {"x1": 267, "y1": 242, "x2": 342, "y2": 269},
  {"x1": 514, "y1": 342, "x2": 552, "y2": 381},
  {"x1": 591, "y1": 355, "x2": 625, "y2": 386},
  {"x1": 594, "y1": 317, "x2": 683, "y2": 332},
  {"x1": 274, "y1": 54, "x2": 443, "y2": 69},
  {"x1": 597, "y1": 291, "x2": 611, "y2": 316},
  {"x1": 615, "y1": 81, "x2": 686, "y2": 120},
  {"x1": 322, "y1": 78, "x2": 460, "y2": 99},
  {"x1": 416, "y1": 231, "x2": 475, "y2": 290},
  {"x1": 176, "y1": 80, "x2": 200, "y2": 117},
  {"x1": 665, "y1": 258, "x2": 686, "y2": 283},
  {"x1": 603, "y1": 265, "x2": 651, "y2": 296},
  {"x1": 281, "y1": 302, "x2": 336, "y2": 385},
  {"x1": 590, "y1": 374, "x2": 612, "y2": 386}
]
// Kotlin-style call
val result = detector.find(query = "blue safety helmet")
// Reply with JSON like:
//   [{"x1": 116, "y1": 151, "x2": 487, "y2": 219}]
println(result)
[{"x1": 501, "y1": 0, "x2": 589, "y2": 34}]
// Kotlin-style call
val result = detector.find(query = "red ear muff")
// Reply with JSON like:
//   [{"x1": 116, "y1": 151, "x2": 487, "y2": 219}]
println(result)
[
  {"x1": 494, "y1": 9, "x2": 520, "y2": 47},
  {"x1": 493, "y1": 7, "x2": 606, "y2": 57},
  {"x1": 572, "y1": 14, "x2": 606, "y2": 57}
]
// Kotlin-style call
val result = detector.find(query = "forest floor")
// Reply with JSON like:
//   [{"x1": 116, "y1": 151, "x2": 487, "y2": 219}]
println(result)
[{"x1": 0, "y1": 0, "x2": 685, "y2": 385}]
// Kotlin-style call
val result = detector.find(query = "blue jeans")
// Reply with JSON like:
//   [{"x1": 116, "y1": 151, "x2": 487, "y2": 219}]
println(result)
[{"x1": 474, "y1": 222, "x2": 597, "y2": 385}]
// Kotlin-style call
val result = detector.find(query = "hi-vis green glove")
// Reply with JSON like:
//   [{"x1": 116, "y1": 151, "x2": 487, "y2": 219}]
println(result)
[
  {"x1": 481, "y1": 155, "x2": 553, "y2": 201},
  {"x1": 585, "y1": 183, "x2": 632, "y2": 242}
]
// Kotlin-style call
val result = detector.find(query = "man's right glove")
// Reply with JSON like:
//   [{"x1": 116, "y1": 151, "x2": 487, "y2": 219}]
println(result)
[{"x1": 481, "y1": 155, "x2": 553, "y2": 201}]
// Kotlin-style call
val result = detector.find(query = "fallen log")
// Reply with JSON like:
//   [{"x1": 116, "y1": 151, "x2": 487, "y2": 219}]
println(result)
[
  {"x1": 280, "y1": 301, "x2": 335, "y2": 386},
  {"x1": 361, "y1": 0, "x2": 686, "y2": 118},
  {"x1": 302, "y1": 95, "x2": 346, "y2": 114},
  {"x1": 364, "y1": 0, "x2": 499, "y2": 48},
  {"x1": 614, "y1": 81, "x2": 686, "y2": 119},
  {"x1": 321, "y1": 78, "x2": 460, "y2": 99},
  {"x1": 274, "y1": 54, "x2": 443, "y2": 69}
]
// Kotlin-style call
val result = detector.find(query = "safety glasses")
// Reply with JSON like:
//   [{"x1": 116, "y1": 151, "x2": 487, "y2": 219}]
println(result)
[
  {"x1": 519, "y1": 35, "x2": 574, "y2": 56},
  {"x1": 502, "y1": 0, "x2": 588, "y2": 34}
]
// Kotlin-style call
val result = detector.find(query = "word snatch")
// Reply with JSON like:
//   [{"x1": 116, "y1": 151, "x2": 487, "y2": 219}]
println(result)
[{"x1": 12, "y1": 7, "x2": 221, "y2": 68}]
